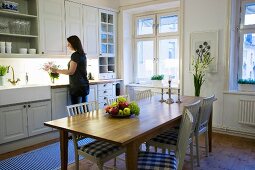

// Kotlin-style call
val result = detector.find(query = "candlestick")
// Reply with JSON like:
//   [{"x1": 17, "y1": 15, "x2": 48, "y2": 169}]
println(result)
[
  {"x1": 165, "y1": 79, "x2": 174, "y2": 104},
  {"x1": 159, "y1": 88, "x2": 166, "y2": 103},
  {"x1": 176, "y1": 88, "x2": 182, "y2": 103}
]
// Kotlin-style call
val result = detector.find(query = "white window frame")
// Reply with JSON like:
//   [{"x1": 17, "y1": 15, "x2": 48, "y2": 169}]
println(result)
[{"x1": 133, "y1": 10, "x2": 180, "y2": 83}]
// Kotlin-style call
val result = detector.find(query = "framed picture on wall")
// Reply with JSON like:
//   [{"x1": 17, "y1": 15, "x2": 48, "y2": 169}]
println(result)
[{"x1": 190, "y1": 30, "x2": 218, "y2": 72}]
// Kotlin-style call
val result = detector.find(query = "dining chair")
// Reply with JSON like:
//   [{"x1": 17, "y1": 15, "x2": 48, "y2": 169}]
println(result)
[
  {"x1": 145, "y1": 100, "x2": 201, "y2": 169},
  {"x1": 194, "y1": 94, "x2": 215, "y2": 166},
  {"x1": 66, "y1": 101, "x2": 126, "y2": 170},
  {"x1": 135, "y1": 89, "x2": 152, "y2": 102},
  {"x1": 106, "y1": 95, "x2": 129, "y2": 105},
  {"x1": 138, "y1": 108, "x2": 194, "y2": 170}
]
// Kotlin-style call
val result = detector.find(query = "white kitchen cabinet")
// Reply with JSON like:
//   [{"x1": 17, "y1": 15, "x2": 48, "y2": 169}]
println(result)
[
  {"x1": 87, "y1": 85, "x2": 97, "y2": 102},
  {"x1": 0, "y1": 100, "x2": 52, "y2": 144},
  {"x1": 97, "y1": 83, "x2": 114, "y2": 108},
  {"x1": 51, "y1": 88, "x2": 69, "y2": 120},
  {"x1": 83, "y1": 6, "x2": 99, "y2": 58},
  {"x1": 98, "y1": 9, "x2": 117, "y2": 79},
  {"x1": 65, "y1": 1, "x2": 83, "y2": 50},
  {"x1": 38, "y1": 0, "x2": 66, "y2": 54}
]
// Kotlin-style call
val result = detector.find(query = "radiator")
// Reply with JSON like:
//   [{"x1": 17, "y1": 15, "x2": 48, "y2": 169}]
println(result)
[{"x1": 239, "y1": 99, "x2": 255, "y2": 126}]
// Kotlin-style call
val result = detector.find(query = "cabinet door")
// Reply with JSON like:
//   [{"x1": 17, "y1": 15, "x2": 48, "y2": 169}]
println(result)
[
  {"x1": 87, "y1": 85, "x2": 97, "y2": 102},
  {"x1": 27, "y1": 101, "x2": 52, "y2": 136},
  {"x1": 0, "y1": 104, "x2": 28, "y2": 144},
  {"x1": 65, "y1": 1, "x2": 83, "y2": 50},
  {"x1": 39, "y1": 0, "x2": 66, "y2": 54},
  {"x1": 51, "y1": 88, "x2": 69, "y2": 119},
  {"x1": 83, "y1": 6, "x2": 99, "y2": 58}
]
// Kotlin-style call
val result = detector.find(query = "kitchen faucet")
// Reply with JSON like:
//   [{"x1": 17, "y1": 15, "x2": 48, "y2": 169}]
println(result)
[{"x1": 7, "y1": 66, "x2": 20, "y2": 85}]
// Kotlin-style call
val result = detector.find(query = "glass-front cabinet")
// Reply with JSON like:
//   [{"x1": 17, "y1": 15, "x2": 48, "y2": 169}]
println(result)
[
  {"x1": 0, "y1": 0, "x2": 38, "y2": 55},
  {"x1": 99, "y1": 9, "x2": 116, "y2": 79}
]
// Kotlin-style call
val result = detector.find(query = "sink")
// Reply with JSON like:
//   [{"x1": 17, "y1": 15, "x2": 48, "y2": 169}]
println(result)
[{"x1": 0, "y1": 85, "x2": 51, "y2": 106}]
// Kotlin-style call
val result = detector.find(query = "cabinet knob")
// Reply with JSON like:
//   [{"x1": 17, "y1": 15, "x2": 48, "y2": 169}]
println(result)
[
  {"x1": 104, "y1": 91, "x2": 107, "y2": 93},
  {"x1": 23, "y1": 105, "x2": 26, "y2": 108},
  {"x1": 104, "y1": 97, "x2": 107, "y2": 99},
  {"x1": 28, "y1": 105, "x2": 31, "y2": 108},
  {"x1": 104, "y1": 103, "x2": 107, "y2": 106},
  {"x1": 103, "y1": 84, "x2": 106, "y2": 87}
]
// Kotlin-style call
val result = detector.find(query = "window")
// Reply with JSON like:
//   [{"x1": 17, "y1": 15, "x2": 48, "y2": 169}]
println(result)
[
  {"x1": 239, "y1": 1, "x2": 255, "y2": 81},
  {"x1": 134, "y1": 11, "x2": 179, "y2": 83}
]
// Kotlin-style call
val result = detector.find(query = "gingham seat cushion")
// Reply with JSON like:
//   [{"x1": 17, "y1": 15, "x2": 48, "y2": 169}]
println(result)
[
  {"x1": 79, "y1": 140, "x2": 122, "y2": 158},
  {"x1": 138, "y1": 151, "x2": 177, "y2": 170},
  {"x1": 150, "y1": 128, "x2": 179, "y2": 146}
]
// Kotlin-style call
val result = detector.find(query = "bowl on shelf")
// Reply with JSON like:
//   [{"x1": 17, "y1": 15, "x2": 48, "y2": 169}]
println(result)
[{"x1": 1, "y1": 1, "x2": 19, "y2": 12}]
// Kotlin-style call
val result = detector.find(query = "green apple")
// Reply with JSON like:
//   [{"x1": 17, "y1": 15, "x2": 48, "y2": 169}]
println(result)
[
  {"x1": 123, "y1": 108, "x2": 131, "y2": 115},
  {"x1": 118, "y1": 110, "x2": 123, "y2": 116}
]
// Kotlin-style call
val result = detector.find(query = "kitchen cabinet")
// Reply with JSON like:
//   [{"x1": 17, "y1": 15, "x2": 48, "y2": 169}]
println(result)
[
  {"x1": 87, "y1": 85, "x2": 97, "y2": 102},
  {"x1": 65, "y1": 0, "x2": 83, "y2": 51},
  {"x1": 0, "y1": 100, "x2": 51, "y2": 144},
  {"x1": 83, "y1": 6, "x2": 99, "y2": 58},
  {"x1": 98, "y1": 9, "x2": 117, "y2": 79},
  {"x1": 51, "y1": 88, "x2": 69, "y2": 120},
  {"x1": 0, "y1": 0, "x2": 38, "y2": 55},
  {"x1": 97, "y1": 83, "x2": 115, "y2": 108},
  {"x1": 38, "y1": 0, "x2": 66, "y2": 54}
]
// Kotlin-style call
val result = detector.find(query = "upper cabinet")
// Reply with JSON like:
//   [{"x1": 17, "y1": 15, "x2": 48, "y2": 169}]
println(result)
[
  {"x1": 0, "y1": 0, "x2": 38, "y2": 55},
  {"x1": 38, "y1": 0, "x2": 66, "y2": 54},
  {"x1": 83, "y1": 6, "x2": 99, "y2": 58},
  {"x1": 98, "y1": 9, "x2": 117, "y2": 79}
]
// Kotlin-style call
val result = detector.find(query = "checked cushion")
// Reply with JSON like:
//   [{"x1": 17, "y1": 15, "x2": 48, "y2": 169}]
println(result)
[
  {"x1": 150, "y1": 128, "x2": 179, "y2": 146},
  {"x1": 138, "y1": 151, "x2": 177, "y2": 170}
]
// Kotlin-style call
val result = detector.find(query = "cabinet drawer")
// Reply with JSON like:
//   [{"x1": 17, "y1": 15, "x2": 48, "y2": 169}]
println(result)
[
  {"x1": 98, "y1": 89, "x2": 112, "y2": 97},
  {"x1": 99, "y1": 102, "x2": 108, "y2": 109},
  {"x1": 98, "y1": 83, "x2": 112, "y2": 90},
  {"x1": 98, "y1": 95, "x2": 112, "y2": 103}
]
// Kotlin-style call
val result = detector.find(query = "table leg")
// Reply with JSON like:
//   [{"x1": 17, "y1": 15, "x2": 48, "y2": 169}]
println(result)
[
  {"x1": 60, "y1": 130, "x2": 68, "y2": 170},
  {"x1": 126, "y1": 142, "x2": 138, "y2": 170},
  {"x1": 208, "y1": 108, "x2": 213, "y2": 152}
]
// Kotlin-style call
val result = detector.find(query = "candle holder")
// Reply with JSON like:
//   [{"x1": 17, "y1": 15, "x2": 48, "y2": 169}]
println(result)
[
  {"x1": 176, "y1": 88, "x2": 182, "y2": 103},
  {"x1": 159, "y1": 88, "x2": 166, "y2": 103},
  {"x1": 165, "y1": 80, "x2": 174, "y2": 104}
]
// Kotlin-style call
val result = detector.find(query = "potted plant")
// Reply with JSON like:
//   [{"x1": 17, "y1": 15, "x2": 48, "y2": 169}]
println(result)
[
  {"x1": 151, "y1": 74, "x2": 164, "y2": 86},
  {"x1": 0, "y1": 65, "x2": 8, "y2": 86},
  {"x1": 238, "y1": 79, "x2": 255, "y2": 91},
  {"x1": 191, "y1": 42, "x2": 214, "y2": 96}
]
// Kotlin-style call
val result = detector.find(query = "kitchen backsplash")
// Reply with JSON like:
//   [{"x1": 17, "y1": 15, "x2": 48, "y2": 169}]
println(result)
[{"x1": 0, "y1": 57, "x2": 99, "y2": 86}]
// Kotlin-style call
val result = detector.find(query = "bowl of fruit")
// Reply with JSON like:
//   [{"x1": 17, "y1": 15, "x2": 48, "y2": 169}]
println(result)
[{"x1": 105, "y1": 97, "x2": 140, "y2": 118}]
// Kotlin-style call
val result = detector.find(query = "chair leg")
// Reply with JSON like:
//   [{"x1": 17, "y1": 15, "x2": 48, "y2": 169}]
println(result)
[
  {"x1": 195, "y1": 134, "x2": 200, "y2": 167},
  {"x1": 162, "y1": 148, "x2": 166, "y2": 154},
  {"x1": 146, "y1": 143, "x2": 150, "y2": 151},
  {"x1": 189, "y1": 141, "x2": 194, "y2": 170},
  {"x1": 114, "y1": 158, "x2": 117, "y2": 167},
  {"x1": 74, "y1": 151, "x2": 79, "y2": 170},
  {"x1": 205, "y1": 130, "x2": 209, "y2": 157}
]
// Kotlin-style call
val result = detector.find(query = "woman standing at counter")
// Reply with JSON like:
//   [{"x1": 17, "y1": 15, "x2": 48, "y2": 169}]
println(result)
[{"x1": 51, "y1": 35, "x2": 89, "y2": 104}]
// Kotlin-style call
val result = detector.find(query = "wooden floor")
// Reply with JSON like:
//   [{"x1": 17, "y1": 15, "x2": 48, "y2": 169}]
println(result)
[{"x1": 1, "y1": 133, "x2": 255, "y2": 170}]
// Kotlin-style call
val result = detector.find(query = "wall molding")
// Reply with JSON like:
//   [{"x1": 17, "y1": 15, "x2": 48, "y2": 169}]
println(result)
[{"x1": 213, "y1": 126, "x2": 255, "y2": 139}]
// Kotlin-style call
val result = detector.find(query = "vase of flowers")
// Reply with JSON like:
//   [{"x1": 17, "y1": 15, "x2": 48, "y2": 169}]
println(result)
[
  {"x1": 191, "y1": 42, "x2": 213, "y2": 96},
  {"x1": 42, "y1": 61, "x2": 60, "y2": 84}
]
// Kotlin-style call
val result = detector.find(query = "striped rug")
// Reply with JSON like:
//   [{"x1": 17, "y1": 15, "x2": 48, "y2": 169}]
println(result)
[{"x1": 0, "y1": 138, "x2": 94, "y2": 170}]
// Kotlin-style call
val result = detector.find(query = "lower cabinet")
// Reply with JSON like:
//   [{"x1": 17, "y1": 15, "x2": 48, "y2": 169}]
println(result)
[
  {"x1": 88, "y1": 85, "x2": 97, "y2": 102},
  {"x1": 51, "y1": 88, "x2": 69, "y2": 120},
  {"x1": 0, "y1": 100, "x2": 52, "y2": 144}
]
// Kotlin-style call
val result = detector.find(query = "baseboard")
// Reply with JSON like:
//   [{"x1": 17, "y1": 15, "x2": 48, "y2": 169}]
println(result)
[{"x1": 213, "y1": 127, "x2": 255, "y2": 139}]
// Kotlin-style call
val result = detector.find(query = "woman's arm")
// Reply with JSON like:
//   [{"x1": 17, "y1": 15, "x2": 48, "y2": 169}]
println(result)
[{"x1": 52, "y1": 61, "x2": 77, "y2": 75}]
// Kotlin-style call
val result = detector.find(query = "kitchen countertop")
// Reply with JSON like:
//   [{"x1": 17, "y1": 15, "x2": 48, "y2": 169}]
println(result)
[{"x1": 0, "y1": 79, "x2": 123, "y2": 90}]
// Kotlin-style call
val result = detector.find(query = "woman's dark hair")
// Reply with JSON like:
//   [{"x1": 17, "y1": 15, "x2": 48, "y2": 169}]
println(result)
[{"x1": 67, "y1": 35, "x2": 85, "y2": 55}]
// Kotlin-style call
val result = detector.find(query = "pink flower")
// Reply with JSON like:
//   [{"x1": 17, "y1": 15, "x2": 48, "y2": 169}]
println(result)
[{"x1": 41, "y1": 61, "x2": 59, "y2": 72}]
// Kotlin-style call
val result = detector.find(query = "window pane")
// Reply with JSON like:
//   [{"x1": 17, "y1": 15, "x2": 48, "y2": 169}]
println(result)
[
  {"x1": 159, "y1": 15, "x2": 178, "y2": 33},
  {"x1": 241, "y1": 33, "x2": 255, "y2": 80},
  {"x1": 136, "y1": 41, "x2": 154, "y2": 79},
  {"x1": 137, "y1": 18, "x2": 154, "y2": 35},
  {"x1": 158, "y1": 39, "x2": 179, "y2": 81},
  {"x1": 244, "y1": 3, "x2": 255, "y2": 25}
]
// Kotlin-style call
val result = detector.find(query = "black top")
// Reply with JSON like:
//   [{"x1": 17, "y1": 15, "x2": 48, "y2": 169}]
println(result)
[{"x1": 68, "y1": 51, "x2": 89, "y2": 96}]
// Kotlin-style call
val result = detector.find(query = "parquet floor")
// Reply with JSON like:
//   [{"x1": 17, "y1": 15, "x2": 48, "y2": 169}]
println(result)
[{"x1": 1, "y1": 133, "x2": 255, "y2": 170}]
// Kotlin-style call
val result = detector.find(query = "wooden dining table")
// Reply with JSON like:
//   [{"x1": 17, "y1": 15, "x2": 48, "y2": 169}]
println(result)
[{"x1": 44, "y1": 95, "x2": 213, "y2": 170}]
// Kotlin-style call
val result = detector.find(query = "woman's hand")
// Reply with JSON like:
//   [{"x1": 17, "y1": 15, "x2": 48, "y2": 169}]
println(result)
[{"x1": 51, "y1": 68, "x2": 58, "y2": 73}]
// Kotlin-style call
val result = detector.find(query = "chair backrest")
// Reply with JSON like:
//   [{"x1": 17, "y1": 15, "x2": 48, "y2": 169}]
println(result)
[
  {"x1": 66, "y1": 101, "x2": 99, "y2": 116},
  {"x1": 135, "y1": 89, "x2": 152, "y2": 102},
  {"x1": 198, "y1": 95, "x2": 215, "y2": 128},
  {"x1": 183, "y1": 100, "x2": 201, "y2": 133},
  {"x1": 176, "y1": 109, "x2": 194, "y2": 170},
  {"x1": 106, "y1": 95, "x2": 129, "y2": 105}
]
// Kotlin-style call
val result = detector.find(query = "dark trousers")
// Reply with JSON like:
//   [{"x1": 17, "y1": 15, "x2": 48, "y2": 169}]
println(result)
[{"x1": 70, "y1": 95, "x2": 88, "y2": 105}]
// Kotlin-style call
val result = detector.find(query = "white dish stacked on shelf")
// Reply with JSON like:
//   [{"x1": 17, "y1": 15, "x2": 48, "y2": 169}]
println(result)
[{"x1": 0, "y1": 1, "x2": 18, "y2": 12}]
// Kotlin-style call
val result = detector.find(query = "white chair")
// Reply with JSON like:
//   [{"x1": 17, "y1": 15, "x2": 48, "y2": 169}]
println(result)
[
  {"x1": 194, "y1": 95, "x2": 215, "y2": 166},
  {"x1": 135, "y1": 89, "x2": 152, "y2": 102},
  {"x1": 106, "y1": 95, "x2": 129, "y2": 105},
  {"x1": 66, "y1": 101, "x2": 126, "y2": 170},
  {"x1": 138, "y1": 108, "x2": 194, "y2": 170},
  {"x1": 145, "y1": 100, "x2": 201, "y2": 169}
]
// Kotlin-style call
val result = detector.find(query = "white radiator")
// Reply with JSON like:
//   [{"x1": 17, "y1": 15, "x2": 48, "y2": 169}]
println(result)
[{"x1": 239, "y1": 99, "x2": 255, "y2": 126}]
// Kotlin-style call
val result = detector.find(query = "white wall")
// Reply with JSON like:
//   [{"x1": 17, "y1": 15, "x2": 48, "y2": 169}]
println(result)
[
  {"x1": 73, "y1": 0, "x2": 119, "y2": 10},
  {"x1": 183, "y1": 0, "x2": 229, "y2": 128}
]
